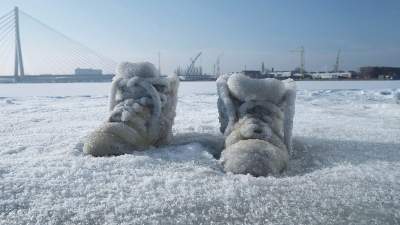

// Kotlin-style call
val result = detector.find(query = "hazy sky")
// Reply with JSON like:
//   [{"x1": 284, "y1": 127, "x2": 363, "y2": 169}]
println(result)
[{"x1": 0, "y1": 0, "x2": 399, "y2": 75}]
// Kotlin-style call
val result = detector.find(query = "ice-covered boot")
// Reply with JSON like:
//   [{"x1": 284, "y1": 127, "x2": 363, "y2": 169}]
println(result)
[
  {"x1": 217, "y1": 73, "x2": 296, "y2": 176},
  {"x1": 84, "y1": 62, "x2": 179, "y2": 156}
]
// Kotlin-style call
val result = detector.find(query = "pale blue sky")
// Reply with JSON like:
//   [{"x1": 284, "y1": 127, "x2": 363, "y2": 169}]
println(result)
[{"x1": 0, "y1": 0, "x2": 399, "y2": 75}]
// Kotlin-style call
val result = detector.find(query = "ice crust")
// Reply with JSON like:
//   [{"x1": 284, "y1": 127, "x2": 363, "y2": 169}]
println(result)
[
  {"x1": 395, "y1": 89, "x2": 400, "y2": 104},
  {"x1": 1, "y1": 83, "x2": 400, "y2": 224}
]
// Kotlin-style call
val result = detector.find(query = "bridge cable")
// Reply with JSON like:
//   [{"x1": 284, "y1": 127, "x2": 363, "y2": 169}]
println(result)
[{"x1": 19, "y1": 10, "x2": 117, "y2": 67}]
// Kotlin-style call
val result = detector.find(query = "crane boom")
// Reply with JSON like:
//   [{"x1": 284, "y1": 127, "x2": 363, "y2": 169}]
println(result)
[{"x1": 186, "y1": 52, "x2": 202, "y2": 76}]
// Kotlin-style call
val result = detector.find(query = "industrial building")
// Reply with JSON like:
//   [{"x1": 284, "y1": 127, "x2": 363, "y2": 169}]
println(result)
[
  {"x1": 359, "y1": 67, "x2": 400, "y2": 80},
  {"x1": 269, "y1": 71, "x2": 292, "y2": 78},
  {"x1": 310, "y1": 72, "x2": 352, "y2": 79},
  {"x1": 242, "y1": 70, "x2": 271, "y2": 79}
]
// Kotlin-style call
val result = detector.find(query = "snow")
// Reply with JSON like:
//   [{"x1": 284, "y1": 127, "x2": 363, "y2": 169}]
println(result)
[{"x1": 1, "y1": 81, "x2": 400, "y2": 224}]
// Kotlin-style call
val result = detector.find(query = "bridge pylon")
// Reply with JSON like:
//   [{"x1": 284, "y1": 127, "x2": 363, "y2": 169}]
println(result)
[{"x1": 13, "y1": 6, "x2": 24, "y2": 82}]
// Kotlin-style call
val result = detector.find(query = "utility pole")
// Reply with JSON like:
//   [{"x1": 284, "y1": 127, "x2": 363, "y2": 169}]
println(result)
[
  {"x1": 213, "y1": 64, "x2": 216, "y2": 76},
  {"x1": 261, "y1": 62, "x2": 265, "y2": 74},
  {"x1": 334, "y1": 49, "x2": 341, "y2": 72},
  {"x1": 215, "y1": 54, "x2": 222, "y2": 77},
  {"x1": 300, "y1": 46, "x2": 305, "y2": 76},
  {"x1": 14, "y1": 6, "x2": 24, "y2": 81},
  {"x1": 291, "y1": 46, "x2": 305, "y2": 77}
]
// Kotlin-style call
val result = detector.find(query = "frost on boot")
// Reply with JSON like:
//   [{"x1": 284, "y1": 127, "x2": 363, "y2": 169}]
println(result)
[
  {"x1": 217, "y1": 73, "x2": 296, "y2": 176},
  {"x1": 84, "y1": 62, "x2": 179, "y2": 156}
]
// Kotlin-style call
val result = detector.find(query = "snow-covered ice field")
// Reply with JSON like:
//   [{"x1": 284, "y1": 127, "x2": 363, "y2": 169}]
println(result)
[{"x1": 1, "y1": 81, "x2": 400, "y2": 225}]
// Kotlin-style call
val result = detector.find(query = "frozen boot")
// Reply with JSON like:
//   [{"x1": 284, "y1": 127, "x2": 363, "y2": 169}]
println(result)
[
  {"x1": 84, "y1": 62, "x2": 179, "y2": 156},
  {"x1": 217, "y1": 73, "x2": 296, "y2": 176}
]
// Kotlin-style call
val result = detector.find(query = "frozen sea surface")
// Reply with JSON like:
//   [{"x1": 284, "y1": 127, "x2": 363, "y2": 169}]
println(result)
[{"x1": 0, "y1": 81, "x2": 400, "y2": 225}]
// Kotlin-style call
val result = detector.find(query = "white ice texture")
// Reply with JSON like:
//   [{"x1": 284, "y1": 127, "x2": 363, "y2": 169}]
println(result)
[
  {"x1": 395, "y1": 89, "x2": 400, "y2": 104},
  {"x1": 1, "y1": 82, "x2": 400, "y2": 224},
  {"x1": 217, "y1": 73, "x2": 296, "y2": 176},
  {"x1": 83, "y1": 62, "x2": 179, "y2": 156}
]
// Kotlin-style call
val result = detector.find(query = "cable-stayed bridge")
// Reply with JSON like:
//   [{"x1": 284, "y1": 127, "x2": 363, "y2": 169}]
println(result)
[{"x1": 0, "y1": 7, "x2": 117, "y2": 83}]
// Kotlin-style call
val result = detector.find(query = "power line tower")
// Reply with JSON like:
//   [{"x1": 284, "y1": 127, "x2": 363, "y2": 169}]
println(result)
[
  {"x1": 334, "y1": 49, "x2": 341, "y2": 72},
  {"x1": 291, "y1": 46, "x2": 305, "y2": 77},
  {"x1": 14, "y1": 6, "x2": 24, "y2": 81}
]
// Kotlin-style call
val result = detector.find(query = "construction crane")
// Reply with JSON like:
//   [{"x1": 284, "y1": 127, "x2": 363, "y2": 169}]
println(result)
[
  {"x1": 290, "y1": 46, "x2": 305, "y2": 77},
  {"x1": 334, "y1": 49, "x2": 341, "y2": 72},
  {"x1": 186, "y1": 52, "x2": 202, "y2": 76}
]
